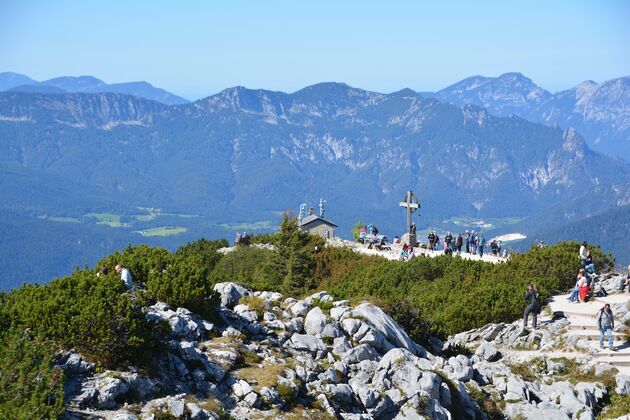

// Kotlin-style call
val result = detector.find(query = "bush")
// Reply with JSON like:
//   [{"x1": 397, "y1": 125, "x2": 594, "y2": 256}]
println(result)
[
  {"x1": 209, "y1": 246, "x2": 279, "y2": 292},
  {"x1": 4, "y1": 270, "x2": 157, "y2": 368},
  {"x1": 176, "y1": 238, "x2": 228, "y2": 270},
  {"x1": 97, "y1": 244, "x2": 173, "y2": 285},
  {"x1": 312, "y1": 242, "x2": 613, "y2": 337},
  {"x1": 147, "y1": 254, "x2": 220, "y2": 319},
  {"x1": 0, "y1": 328, "x2": 65, "y2": 417}
]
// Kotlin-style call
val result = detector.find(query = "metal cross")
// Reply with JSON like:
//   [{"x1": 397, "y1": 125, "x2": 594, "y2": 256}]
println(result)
[{"x1": 399, "y1": 190, "x2": 420, "y2": 235}]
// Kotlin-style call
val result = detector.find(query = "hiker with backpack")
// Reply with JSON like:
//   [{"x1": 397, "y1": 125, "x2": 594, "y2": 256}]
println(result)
[
  {"x1": 523, "y1": 284, "x2": 541, "y2": 329},
  {"x1": 596, "y1": 304, "x2": 615, "y2": 350}
]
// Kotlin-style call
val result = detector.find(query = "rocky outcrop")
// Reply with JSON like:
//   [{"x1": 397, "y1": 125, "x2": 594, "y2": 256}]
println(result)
[{"x1": 61, "y1": 283, "x2": 626, "y2": 419}]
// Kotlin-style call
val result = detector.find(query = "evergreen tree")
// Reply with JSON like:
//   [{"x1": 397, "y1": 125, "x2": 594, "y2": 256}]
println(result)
[{"x1": 271, "y1": 212, "x2": 315, "y2": 296}]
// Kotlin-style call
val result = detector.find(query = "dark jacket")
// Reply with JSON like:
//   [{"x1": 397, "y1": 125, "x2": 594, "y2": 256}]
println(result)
[{"x1": 525, "y1": 290, "x2": 540, "y2": 307}]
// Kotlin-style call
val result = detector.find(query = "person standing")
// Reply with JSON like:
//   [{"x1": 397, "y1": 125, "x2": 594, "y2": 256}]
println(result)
[
  {"x1": 115, "y1": 264, "x2": 132, "y2": 289},
  {"x1": 464, "y1": 231, "x2": 470, "y2": 253},
  {"x1": 523, "y1": 284, "x2": 541, "y2": 329},
  {"x1": 478, "y1": 234, "x2": 486, "y2": 258},
  {"x1": 445, "y1": 232, "x2": 453, "y2": 250},
  {"x1": 596, "y1": 304, "x2": 615, "y2": 350},
  {"x1": 455, "y1": 233, "x2": 463, "y2": 254},
  {"x1": 579, "y1": 241, "x2": 588, "y2": 268}
]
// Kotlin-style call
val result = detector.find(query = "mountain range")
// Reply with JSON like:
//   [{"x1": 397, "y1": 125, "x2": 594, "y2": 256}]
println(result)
[
  {"x1": 1, "y1": 74, "x2": 629, "y2": 288},
  {"x1": 429, "y1": 72, "x2": 630, "y2": 160},
  {"x1": 0, "y1": 72, "x2": 189, "y2": 105}
]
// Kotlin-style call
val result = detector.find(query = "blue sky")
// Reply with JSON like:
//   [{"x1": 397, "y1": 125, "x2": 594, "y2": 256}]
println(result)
[{"x1": 1, "y1": 0, "x2": 628, "y2": 99}]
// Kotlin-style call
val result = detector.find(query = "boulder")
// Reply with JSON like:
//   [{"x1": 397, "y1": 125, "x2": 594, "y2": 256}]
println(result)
[
  {"x1": 285, "y1": 333, "x2": 326, "y2": 354},
  {"x1": 321, "y1": 323, "x2": 344, "y2": 339},
  {"x1": 342, "y1": 344, "x2": 380, "y2": 365},
  {"x1": 616, "y1": 373, "x2": 630, "y2": 396},
  {"x1": 304, "y1": 307, "x2": 328, "y2": 335},
  {"x1": 289, "y1": 300, "x2": 310, "y2": 317},
  {"x1": 351, "y1": 303, "x2": 422, "y2": 355},
  {"x1": 213, "y1": 282, "x2": 250, "y2": 308},
  {"x1": 474, "y1": 342, "x2": 501, "y2": 362}
]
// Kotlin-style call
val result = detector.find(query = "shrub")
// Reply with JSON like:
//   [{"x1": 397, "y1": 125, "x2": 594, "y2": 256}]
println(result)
[
  {"x1": 209, "y1": 246, "x2": 279, "y2": 291},
  {"x1": 0, "y1": 328, "x2": 65, "y2": 417},
  {"x1": 176, "y1": 238, "x2": 228, "y2": 270},
  {"x1": 97, "y1": 244, "x2": 173, "y2": 285},
  {"x1": 4, "y1": 270, "x2": 157, "y2": 368},
  {"x1": 312, "y1": 241, "x2": 609, "y2": 337},
  {"x1": 147, "y1": 254, "x2": 220, "y2": 319}
]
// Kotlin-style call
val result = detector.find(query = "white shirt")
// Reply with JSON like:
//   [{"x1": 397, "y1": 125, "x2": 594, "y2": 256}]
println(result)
[
  {"x1": 120, "y1": 268, "x2": 132, "y2": 288},
  {"x1": 579, "y1": 245, "x2": 587, "y2": 260}
]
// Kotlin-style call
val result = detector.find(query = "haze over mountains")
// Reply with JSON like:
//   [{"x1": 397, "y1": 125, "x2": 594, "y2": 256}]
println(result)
[
  {"x1": 0, "y1": 72, "x2": 189, "y2": 105},
  {"x1": 428, "y1": 72, "x2": 630, "y2": 161},
  {"x1": 1, "y1": 71, "x2": 629, "y2": 287}
]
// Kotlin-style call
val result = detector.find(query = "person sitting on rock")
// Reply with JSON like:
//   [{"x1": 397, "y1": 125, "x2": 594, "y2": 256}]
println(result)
[
  {"x1": 596, "y1": 303, "x2": 615, "y2": 351},
  {"x1": 523, "y1": 284, "x2": 541, "y2": 329},
  {"x1": 578, "y1": 274, "x2": 592, "y2": 302},
  {"x1": 400, "y1": 243, "x2": 409, "y2": 261},
  {"x1": 583, "y1": 251, "x2": 595, "y2": 274},
  {"x1": 568, "y1": 274, "x2": 583, "y2": 303}
]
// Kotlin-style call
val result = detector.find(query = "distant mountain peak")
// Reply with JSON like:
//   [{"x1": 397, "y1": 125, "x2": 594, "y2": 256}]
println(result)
[{"x1": 0, "y1": 72, "x2": 189, "y2": 105}]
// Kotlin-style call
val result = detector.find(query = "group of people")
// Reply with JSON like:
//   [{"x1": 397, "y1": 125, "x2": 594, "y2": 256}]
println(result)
[
  {"x1": 234, "y1": 232, "x2": 251, "y2": 246},
  {"x1": 426, "y1": 230, "x2": 504, "y2": 258}
]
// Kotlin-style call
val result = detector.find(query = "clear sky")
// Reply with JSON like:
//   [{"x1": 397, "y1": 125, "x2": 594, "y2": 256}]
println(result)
[{"x1": 1, "y1": 0, "x2": 628, "y2": 100}]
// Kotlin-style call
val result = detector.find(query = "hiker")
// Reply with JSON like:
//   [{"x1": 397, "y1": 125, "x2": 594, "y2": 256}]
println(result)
[
  {"x1": 478, "y1": 234, "x2": 486, "y2": 258},
  {"x1": 97, "y1": 265, "x2": 109, "y2": 277},
  {"x1": 470, "y1": 231, "x2": 477, "y2": 254},
  {"x1": 464, "y1": 231, "x2": 471, "y2": 253},
  {"x1": 497, "y1": 240, "x2": 502, "y2": 256},
  {"x1": 234, "y1": 232, "x2": 242, "y2": 246},
  {"x1": 115, "y1": 264, "x2": 132, "y2": 289},
  {"x1": 523, "y1": 284, "x2": 541, "y2": 329},
  {"x1": 579, "y1": 241, "x2": 588, "y2": 268},
  {"x1": 444, "y1": 232, "x2": 453, "y2": 250},
  {"x1": 427, "y1": 232, "x2": 435, "y2": 250},
  {"x1": 596, "y1": 304, "x2": 615, "y2": 350},
  {"x1": 538, "y1": 240, "x2": 545, "y2": 249},
  {"x1": 568, "y1": 275, "x2": 583, "y2": 303},
  {"x1": 455, "y1": 233, "x2": 463, "y2": 254},
  {"x1": 583, "y1": 251, "x2": 595, "y2": 274},
  {"x1": 434, "y1": 233, "x2": 440, "y2": 250},
  {"x1": 392, "y1": 235, "x2": 400, "y2": 244}
]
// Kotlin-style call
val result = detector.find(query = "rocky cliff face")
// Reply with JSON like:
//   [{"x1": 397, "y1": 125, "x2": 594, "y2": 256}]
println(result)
[
  {"x1": 434, "y1": 73, "x2": 630, "y2": 160},
  {"x1": 59, "y1": 281, "x2": 630, "y2": 419},
  {"x1": 1, "y1": 87, "x2": 628, "y2": 232}
]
